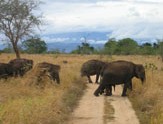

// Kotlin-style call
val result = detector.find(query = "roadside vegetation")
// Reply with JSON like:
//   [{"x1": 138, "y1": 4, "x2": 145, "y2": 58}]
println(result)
[
  {"x1": 0, "y1": 54, "x2": 90, "y2": 124},
  {"x1": 129, "y1": 62, "x2": 163, "y2": 124}
]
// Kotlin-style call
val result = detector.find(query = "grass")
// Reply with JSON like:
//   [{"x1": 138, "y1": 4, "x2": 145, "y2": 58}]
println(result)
[
  {"x1": 0, "y1": 54, "x2": 162, "y2": 124},
  {"x1": 0, "y1": 53, "x2": 88, "y2": 124},
  {"x1": 128, "y1": 62, "x2": 163, "y2": 124}
]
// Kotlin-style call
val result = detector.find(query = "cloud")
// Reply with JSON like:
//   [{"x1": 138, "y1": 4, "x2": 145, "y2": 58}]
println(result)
[
  {"x1": 109, "y1": 21, "x2": 163, "y2": 40},
  {"x1": 45, "y1": 0, "x2": 163, "y2": 3},
  {"x1": 40, "y1": 0, "x2": 163, "y2": 41}
]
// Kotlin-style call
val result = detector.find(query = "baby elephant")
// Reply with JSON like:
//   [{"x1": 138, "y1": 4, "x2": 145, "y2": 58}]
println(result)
[
  {"x1": 37, "y1": 62, "x2": 61, "y2": 84},
  {"x1": 80, "y1": 59, "x2": 106, "y2": 83}
]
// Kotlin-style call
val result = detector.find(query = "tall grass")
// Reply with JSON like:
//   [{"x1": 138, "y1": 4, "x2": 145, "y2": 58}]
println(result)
[
  {"x1": 0, "y1": 54, "x2": 162, "y2": 123},
  {"x1": 0, "y1": 54, "x2": 88, "y2": 124},
  {"x1": 128, "y1": 62, "x2": 163, "y2": 124}
]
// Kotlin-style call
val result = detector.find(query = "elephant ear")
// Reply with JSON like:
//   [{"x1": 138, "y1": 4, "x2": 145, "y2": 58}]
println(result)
[{"x1": 135, "y1": 64, "x2": 146, "y2": 82}]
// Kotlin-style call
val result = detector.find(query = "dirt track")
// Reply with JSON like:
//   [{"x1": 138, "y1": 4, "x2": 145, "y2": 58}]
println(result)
[{"x1": 67, "y1": 76, "x2": 140, "y2": 124}]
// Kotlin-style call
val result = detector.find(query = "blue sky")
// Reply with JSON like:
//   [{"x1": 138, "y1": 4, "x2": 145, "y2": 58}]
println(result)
[{"x1": 40, "y1": 0, "x2": 163, "y2": 42}]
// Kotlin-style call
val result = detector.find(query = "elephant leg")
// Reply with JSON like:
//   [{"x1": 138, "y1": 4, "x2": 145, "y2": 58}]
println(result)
[
  {"x1": 16, "y1": 70, "x2": 19, "y2": 77},
  {"x1": 55, "y1": 74, "x2": 60, "y2": 84},
  {"x1": 130, "y1": 81, "x2": 133, "y2": 90},
  {"x1": 87, "y1": 75, "x2": 93, "y2": 83},
  {"x1": 105, "y1": 85, "x2": 112, "y2": 96},
  {"x1": 94, "y1": 83, "x2": 105, "y2": 96},
  {"x1": 53, "y1": 72, "x2": 60, "y2": 84},
  {"x1": 95, "y1": 74, "x2": 100, "y2": 84},
  {"x1": 99, "y1": 86, "x2": 105, "y2": 95},
  {"x1": 128, "y1": 81, "x2": 133, "y2": 90},
  {"x1": 20, "y1": 70, "x2": 25, "y2": 77},
  {"x1": 121, "y1": 83, "x2": 128, "y2": 96}
]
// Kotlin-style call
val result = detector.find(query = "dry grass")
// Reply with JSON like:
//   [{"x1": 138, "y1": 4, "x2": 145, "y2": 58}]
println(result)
[
  {"x1": 0, "y1": 53, "x2": 89, "y2": 124},
  {"x1": 0, "y1": 54, "x2": 163, "y2": 124}
]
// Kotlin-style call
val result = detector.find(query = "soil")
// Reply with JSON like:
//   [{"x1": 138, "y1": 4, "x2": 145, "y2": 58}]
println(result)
[{"x1": 67, "y1": 76, "x2": 140, "y2": 124}]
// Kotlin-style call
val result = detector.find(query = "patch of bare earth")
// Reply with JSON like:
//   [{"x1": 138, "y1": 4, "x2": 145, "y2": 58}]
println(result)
[{"x1": 67, "y1": 76, "x2": 140, "y2": 124}]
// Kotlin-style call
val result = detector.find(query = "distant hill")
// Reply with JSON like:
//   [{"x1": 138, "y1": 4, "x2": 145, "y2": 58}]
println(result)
[
  {"x1": 47, "y1": 42, "x2": 104, "y2": 53},
  {"x1": 0, "y1": 44, "x2": 5, "y2": 50},
  {"x1": 42, "y1": 31, "x2": 110, "y2": 43},
  {"x1": 42, "y1": 31, "x2": 110, "y2": 52}
]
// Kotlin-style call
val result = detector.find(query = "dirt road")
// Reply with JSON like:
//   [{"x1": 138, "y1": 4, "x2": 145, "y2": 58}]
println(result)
[{"x1": 67, "y1": 76, "x2": 140, "y2": 124}]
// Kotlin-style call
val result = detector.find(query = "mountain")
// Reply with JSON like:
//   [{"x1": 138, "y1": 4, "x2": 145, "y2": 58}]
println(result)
[
  {"x1": 42, "y1": 31, "x2": 110, "y2": 52},
  {"x1": 42, "y1": 31, "x2": 110, "y2": 43},
  {"x1": 0, "y1": 44, "x2": 5, "y2": 50},
  {"x1": 47, "y1": 42, "x2": 104, "y2": 53}
]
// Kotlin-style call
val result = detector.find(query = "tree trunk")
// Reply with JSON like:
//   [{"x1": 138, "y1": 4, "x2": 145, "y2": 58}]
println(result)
[{"x1": 13, "y1": 43, "x2": 21, "y2": 59}]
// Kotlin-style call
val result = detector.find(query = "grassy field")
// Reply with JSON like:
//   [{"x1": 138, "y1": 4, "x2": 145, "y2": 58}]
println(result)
[{"x1": 0, "y1": 53, "x2": 162, "y2": 124}]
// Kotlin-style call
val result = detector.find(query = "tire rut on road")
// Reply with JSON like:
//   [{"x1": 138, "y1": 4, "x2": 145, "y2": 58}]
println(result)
[
  {"x1": 105, "y1": 85, "x2": 140, "y2": 124},
  {"x1": 67, "y1": 83, "x2": 104, "y2": 124}
]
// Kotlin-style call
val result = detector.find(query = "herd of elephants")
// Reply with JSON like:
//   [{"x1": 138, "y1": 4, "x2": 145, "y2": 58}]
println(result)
[{"x1": 0, "y1": 58, "x2": 146, "y2": 97}]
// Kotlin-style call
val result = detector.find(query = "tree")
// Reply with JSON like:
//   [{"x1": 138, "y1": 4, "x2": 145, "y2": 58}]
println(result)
[
  {"x1": 140, "y1": 42, "x2": 155, "y2": 55},
  {"x1": 104, "y1": 38, "x2": 117, "y2": 55},
  {"x1": 0, "y1": 0, "x2": 42, "y2": 58},
  {"x1": 116, "y1": 38, "x2": 138, "y2": 55},
  {"x1": 22, "y1": 38, "x2": 47, "y2": 54},
  {"x1": 71, "y1": 42, "x2": 94, "y2": 54}
]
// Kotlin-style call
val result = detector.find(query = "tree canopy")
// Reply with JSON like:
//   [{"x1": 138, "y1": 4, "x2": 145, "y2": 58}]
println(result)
[
  {"x1": 104, "y1": 38, "x2": 117, "y2": 55},
  {"x1": 22, "y1": 38, "x2": 47, "y2": 54},
  {"x1": 71, "y1": 42, "x2": 94, "y2": 54},
  {"x1": 0, "y1": 0, "x2": 42, "y2": 58}
]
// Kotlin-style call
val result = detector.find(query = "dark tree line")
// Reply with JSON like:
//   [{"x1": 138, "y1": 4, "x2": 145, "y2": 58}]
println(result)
[
  {"x1": 1, "y1": 37, "x2": 163, "y2": 58},
  {"x1": 72, "y1": 38, "x2": 163, "y2": 61},
  {"x1": 102, "y1": 38, "x2": 162, "y2": 55}
]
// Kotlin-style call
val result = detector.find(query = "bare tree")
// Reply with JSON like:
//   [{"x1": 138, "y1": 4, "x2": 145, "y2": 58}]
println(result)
[{"x1": 0, "y1": 0, "x2": 42, "y2": 58}]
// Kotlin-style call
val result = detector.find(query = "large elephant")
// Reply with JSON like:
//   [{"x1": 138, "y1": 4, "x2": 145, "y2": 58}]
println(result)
[
  {"x1": 9, "y1": 58, "x2": 33, "y2": 77},
  {"x1": 80, "y1": 59, "x2": 106, "y2": 83},
  {"x1": 0, "y1": 63, "x2": 14, "y2": 79},
  {"x1": 94, "y1": 60, "x2": 146, "y2": 97},
  {"x1": 36, "y1": 62, "x2": 61, "y2": 84}
]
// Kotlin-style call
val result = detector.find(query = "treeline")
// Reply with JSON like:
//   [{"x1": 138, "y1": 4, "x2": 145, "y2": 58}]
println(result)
[
  {"x1": 72, "y1": 38, "x2": 163, "y2": 56},
  {"x1": 1, "y1": 37, "x2": 163, "y2": 57},
  {"x1": 0, "y1": 38, "x2": 48, "y2": 54}
]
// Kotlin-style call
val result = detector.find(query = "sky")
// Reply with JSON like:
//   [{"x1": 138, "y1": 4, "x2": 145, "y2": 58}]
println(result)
[{"x1": 40, "y1": 0, "x2": 163, "y2": 42}]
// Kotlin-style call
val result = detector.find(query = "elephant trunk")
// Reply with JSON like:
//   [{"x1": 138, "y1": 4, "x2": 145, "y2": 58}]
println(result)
[{"x1": 140, "y1": 75, "x2": 146, "y2": 84}]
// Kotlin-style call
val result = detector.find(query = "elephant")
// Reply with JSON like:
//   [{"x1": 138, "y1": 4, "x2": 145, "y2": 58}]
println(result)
[
  {"x1": 80, "y1": 59, "x2": 107, "y2": 83},
  {"x1": 37, "y1": 62, "x2": 61, "y2": 84},
  {"x1": 0, "y1": 63, "x2": 14, "y2": 79},
  {"x1": 9, "y1": 58, "x2": 33, "y2": 77},
  {"x1": 94, "y1": 60, "x2": 146, "y2": 97}
]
